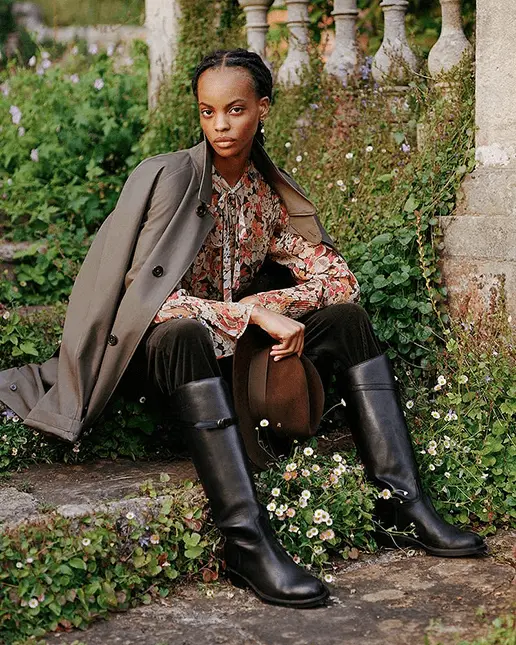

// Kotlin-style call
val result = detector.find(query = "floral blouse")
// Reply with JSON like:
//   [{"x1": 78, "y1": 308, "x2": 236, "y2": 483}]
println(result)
[{"x1": 153, "y1": 161, "x2": 360, "y2": 358}]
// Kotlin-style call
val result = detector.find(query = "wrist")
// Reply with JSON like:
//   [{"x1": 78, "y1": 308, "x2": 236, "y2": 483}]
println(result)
[{"x1": 250, "y1": 304, "x2": 267, "y2": 324}]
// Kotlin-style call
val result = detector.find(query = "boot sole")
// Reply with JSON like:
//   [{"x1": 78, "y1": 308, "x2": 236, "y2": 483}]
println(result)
[
  {"x1": 226, "y1": 568, "x2": 330, "y2": 608},
  {"x1": 375, "y1": 530, "x2": 488, "y2": 557}
]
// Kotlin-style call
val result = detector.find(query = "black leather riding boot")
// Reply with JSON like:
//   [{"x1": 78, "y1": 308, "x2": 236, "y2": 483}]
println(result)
[
  {"x1": 342, "y1": 355, "x2": 486, "y2": 557},
  {"x1": 169, "y1": 376, "x2": 329, "y2": 607}
]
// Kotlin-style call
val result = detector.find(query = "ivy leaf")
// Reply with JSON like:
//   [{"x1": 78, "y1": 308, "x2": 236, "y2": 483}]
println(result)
[{"x1": 69, "y1": 558, "x2": 87, "y2": 571}]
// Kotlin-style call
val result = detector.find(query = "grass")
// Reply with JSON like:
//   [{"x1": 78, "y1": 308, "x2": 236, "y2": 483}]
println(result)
[{"x1": 34, "y1": 0, "x2": 145, "y2": 27}]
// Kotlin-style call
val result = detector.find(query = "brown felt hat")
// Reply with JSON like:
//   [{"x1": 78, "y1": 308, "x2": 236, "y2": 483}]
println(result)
[{"x1": 232, "y1": 325, "x2": 325, "y2": 470}]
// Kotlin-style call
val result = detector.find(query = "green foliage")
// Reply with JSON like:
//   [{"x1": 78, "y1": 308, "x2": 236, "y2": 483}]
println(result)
[
  {"x1": 0, "y1": 41, "x2": 148, "y2": 304},
  {"x1": 434, "y1": 615, "x2": 516, "y2": 645},
  {"x1": 0, "y1": 483, "x2": 220, "y2": 643},
  {"x1": 403, "y1": 314, "x2": 516, "y2": 531},
  {"x1": 257, "y1": 442, "x2": 377, "y2": 573},
  {"x1": 0, "y1": 0, "x2": 37, "y2": 66},
  {"x1": 266, "y1": 55, "x2": 476, "y2": 367},
  {"x1": 0, "y1": 305, "x2": 64, "y2": 368},
  {"x1": 34, "y1": 0, "x2": 145, "y2": 27}
]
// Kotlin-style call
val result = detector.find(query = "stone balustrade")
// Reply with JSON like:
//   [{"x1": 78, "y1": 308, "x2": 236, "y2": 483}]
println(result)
[{"x1": 237, "y1": 0, "x2": 471, "y2": 87}]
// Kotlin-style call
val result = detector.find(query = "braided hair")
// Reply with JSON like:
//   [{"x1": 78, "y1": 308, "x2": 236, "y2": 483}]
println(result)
[{"x1": 191, "y1": 48, "x2": 273, "y2": 146}]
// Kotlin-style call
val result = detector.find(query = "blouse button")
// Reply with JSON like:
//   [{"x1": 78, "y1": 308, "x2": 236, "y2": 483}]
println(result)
[
  {"x1": 196, "y1": 204, "x2": 206, "y2": 218},
  {"x1": 108, "y1": 334, "x2": 118, "y2": 346},
  {"x1": 152, "y1": 265, "x2": 164, "y2": 277},
  {"x1": 10, "y1": 383, "x2": 17, "y2": 391}
]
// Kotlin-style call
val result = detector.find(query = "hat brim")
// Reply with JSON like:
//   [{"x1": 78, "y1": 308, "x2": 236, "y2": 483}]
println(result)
[{"x1": 233, "y1": 326, "x2": 324, "y2": 471}]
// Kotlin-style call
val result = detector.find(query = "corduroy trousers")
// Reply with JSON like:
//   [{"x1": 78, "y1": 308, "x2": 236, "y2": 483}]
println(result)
[{"x1": 129, "y1": 303, "x2": 382, "y2": 403}]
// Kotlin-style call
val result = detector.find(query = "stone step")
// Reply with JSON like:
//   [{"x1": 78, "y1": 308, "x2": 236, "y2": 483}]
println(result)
[{"x1": 0, "y1": 458, "x2": 198, "y2": 528}]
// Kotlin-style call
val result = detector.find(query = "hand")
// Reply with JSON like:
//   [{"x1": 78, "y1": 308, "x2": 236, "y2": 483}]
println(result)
[{"x1": 248, "y1": 304, "x2": 305, "y2": 361}]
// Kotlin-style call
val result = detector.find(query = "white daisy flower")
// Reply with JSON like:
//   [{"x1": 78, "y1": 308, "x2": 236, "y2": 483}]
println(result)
[
  {"x1": 82, "y1": 538, "x2": 91, "y2": 547},
  {"x1": 406, "y1": 400, "x2": 414, "y2": 409},
  {"x1": 271, "y1": 488, "x2": 281, "y2": 497},
  {"x1": 458, "y1": 375, "x2": 468, "y2": 384},
  {"x1": 345, "y1": 152, "x2": 354, "y2": 159},
  {"x1": 28, "y1": 598, "x2": 39, "y2": 608},
  {"x1": 378, "y1": 489, "x2": 392, "y2": 499},
  {"x1": 301, "y1": 490, "x2": 311, "y2": 500},
  {"x1": 324, "y1": 573, "x2": 334, "y2": 583},
  {"x1": 431, "y1": 411, "x2": 441, "y2": 419},
  {"x1": 437, "y1": 375, "x2": 446, "y2": 386},
  {"x1": 267, "y1": 502, "x2": 277, "y2": 512},
  {"x1": 126, "y1": 512, "x2": 135, "y2": 520}
]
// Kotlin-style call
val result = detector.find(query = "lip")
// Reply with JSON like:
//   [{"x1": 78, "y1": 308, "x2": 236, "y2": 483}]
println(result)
[{"x1": 214, "y1": 137, "x2": 236, "y2": 144}]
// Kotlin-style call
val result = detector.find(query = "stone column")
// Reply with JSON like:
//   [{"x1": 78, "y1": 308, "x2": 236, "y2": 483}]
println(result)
[
  {"x1": 428, "y1": 0, "x2": 472, "y2": 77},
  {"x1": 277, "y1": 0, "x2": 310, "y2": 86},
  {"x1": 324, "y1": 0, "x2": 359, "y2": 83},
  {"x1": 145, "y1": 0, "x2": 182, "y2": 110},
  {"x1": 238, "y1": 0, "x2": 274, "y2": 68},
  {"x1": 441, "y1": 0, "x2": 516, "y2": 319},
  {"x1": 372, "y1": 0, "x2": 417, "y2": 84}
]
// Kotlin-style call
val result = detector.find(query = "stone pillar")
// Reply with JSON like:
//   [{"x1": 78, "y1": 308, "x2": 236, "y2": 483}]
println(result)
[
  {"x1": 372, "y1": 0, "x2": 417, "y2": 84},
  {"x1": 324, "y1": 0, "x2": 359, "y2": 83},
  {"x1": 238, "y1": 0, "x2": 274, "y2": 68},
  {"x1": 428, "y1": 0, "x2": 472, "y2": 77},
  {"x1": 441, "y1": 0, "x2": 516, "y2": 319},
  {"x1": 277, "y1": 0, "x2": 310, "y2": 86},
  {"x1": 145, "y1": 0, "x2": 182, "y2": 110}
]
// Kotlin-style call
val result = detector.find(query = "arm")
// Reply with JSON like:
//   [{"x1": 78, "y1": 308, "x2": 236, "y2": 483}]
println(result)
[{"x1": 242, "y1": 208, "x2": 360, "y2": 318}]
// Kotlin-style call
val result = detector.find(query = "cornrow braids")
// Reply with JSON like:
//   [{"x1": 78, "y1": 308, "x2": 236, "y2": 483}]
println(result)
[{"x1": 191, "y1": 48, "x2": 273, "y2": 146}]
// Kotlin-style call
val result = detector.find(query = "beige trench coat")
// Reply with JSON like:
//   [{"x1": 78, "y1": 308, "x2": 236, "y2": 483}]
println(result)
[{"x1": 0, "y1": 139, "x2": 333, "y2": 443}]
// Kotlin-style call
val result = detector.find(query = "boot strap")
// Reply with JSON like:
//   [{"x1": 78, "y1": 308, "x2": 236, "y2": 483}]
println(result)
[
  {"x1": 347, "y1": 383, "x2": 397, "y2": 392},
  {"x1": 195, "y1": 416, "x2": 238, "y2": 431}
]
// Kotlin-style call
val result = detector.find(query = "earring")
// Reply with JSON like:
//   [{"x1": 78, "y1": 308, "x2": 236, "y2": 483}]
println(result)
[{"x1": 260, "y1": 120, "x2": 265, "y2": 135}]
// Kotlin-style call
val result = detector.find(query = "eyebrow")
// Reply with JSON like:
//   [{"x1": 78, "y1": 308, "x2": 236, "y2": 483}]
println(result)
[{"x1": 198, "y1": 98, "x2": 248, "y2": 108}]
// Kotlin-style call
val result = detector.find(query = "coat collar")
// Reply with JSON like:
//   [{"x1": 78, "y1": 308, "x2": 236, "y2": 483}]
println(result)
[{"x1": 189, "y1": 137, "x2": 317, "y2": 216}]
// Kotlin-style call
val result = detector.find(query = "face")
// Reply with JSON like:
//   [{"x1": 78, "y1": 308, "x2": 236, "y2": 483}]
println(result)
[{"x1": 196, "y1": 66, "x2": 270, "y2": 160}]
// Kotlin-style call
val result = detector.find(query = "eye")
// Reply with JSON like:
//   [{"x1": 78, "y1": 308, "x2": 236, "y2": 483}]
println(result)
[
  {"x1": 230, "y1": 106, "x2": 244, "y2": 114},
  {"x1": 200, "y1": 109, "x2": 213, "y2": 117}
]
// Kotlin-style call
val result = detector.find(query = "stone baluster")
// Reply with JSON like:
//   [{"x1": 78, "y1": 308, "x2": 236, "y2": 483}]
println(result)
[
  {"x1": 372, "y1": 0, "x2": 417, "y2": 84},
  {"x1": 428, "y1": 0, "x2": 472, "y2": 77},
  {"x1": 238, "y1": 0, "x2": 274, "y2": 68},
  {"x1": 324, "y1": 0, "x2": 359, "y2": 83},
  {"x1": 277, "y1": 0, "x2": 310, "y2": 86},
  {"x1": 145, "y1": 0, "x2": 182, "y2": 110}
]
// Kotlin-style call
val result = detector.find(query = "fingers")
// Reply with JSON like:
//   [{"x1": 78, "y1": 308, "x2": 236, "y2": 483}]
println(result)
[{"x1": 270, "y1": 327, "x2": 305, "y2": 361}]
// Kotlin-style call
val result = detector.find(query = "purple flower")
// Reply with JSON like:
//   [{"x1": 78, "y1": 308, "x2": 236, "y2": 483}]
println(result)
[
  {"x1": 88, "y1": 43, "x2": 99, "y2": 55},
  {"x1": 360, "y1": 56, "x2": 373, "y2": 81},
  {"x1": 0, "y1": 83, "x2": 9, "y2": 97},
  {"x1": 30, "y1": 149, "x2": 39, "y2": 162},
  {"x1": 401, "y1": 143, "x2": 411, "y2": 153},
  {"x1": 9, "y1": 105, "x2": 22, "y2": 125},
  {"x1": 94, "y1": 78, "x2": 104, "y2": 91},
  {"x1": 69, "y1": 74, "x2": 80, "y2": 84},
  {"x1": 41, "y1": 59, "x2": 52, "y2": 70},
  {"x1": 18, "y1": 127, "x2": 25, "y2": 137}
]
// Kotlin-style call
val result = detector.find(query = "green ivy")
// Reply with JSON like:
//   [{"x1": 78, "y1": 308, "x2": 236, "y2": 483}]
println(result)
[{"x1": 0, "y1": 482, "x2": 220, "y2": 644}]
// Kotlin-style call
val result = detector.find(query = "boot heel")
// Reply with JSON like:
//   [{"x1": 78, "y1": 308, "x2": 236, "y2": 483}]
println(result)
[
  {"x1": 226, "y1": 568, "x2": 249, "y2": 590},
  {"x1": 374, "y1": 529, "x2": 412, "y2": 550}
]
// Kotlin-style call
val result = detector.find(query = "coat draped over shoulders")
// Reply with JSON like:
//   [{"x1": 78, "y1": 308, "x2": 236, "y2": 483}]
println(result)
[{"x1": 0, "y1": 139, "x2": 334, "y2": 443}]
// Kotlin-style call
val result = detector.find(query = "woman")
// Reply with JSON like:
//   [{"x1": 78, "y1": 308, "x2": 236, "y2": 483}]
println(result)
[{"x1": 0, "y1": 49, "x2": 485, "y2": 609}]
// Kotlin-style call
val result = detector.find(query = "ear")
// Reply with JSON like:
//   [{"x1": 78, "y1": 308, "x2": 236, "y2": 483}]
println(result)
[{"x1": 259, "y1": 96, "x2": 271, "y2": 121}]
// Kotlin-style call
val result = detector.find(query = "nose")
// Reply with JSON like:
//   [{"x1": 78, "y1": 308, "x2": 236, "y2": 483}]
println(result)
[{"x1": 214, "y1": 113, "x2": 230, "y2": 132}]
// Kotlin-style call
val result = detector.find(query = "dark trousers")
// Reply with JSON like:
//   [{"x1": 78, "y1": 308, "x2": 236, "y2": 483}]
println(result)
[{"x1": 135, "y1": 303, "x2": 382, "y2": 402}]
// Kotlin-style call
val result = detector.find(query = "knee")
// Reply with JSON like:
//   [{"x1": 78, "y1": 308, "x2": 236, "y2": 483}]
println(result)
[
  {"x1": 320, "y1": 302, "x2": 371, "y2": 329},
  {"x1": 146, "y1": 318, "x2": 212, "y2": 355}
]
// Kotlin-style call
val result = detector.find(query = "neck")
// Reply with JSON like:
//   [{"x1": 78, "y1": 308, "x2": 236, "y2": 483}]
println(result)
[{"x1": 212, "y1": 141, "x2": 253, "y2": 187}]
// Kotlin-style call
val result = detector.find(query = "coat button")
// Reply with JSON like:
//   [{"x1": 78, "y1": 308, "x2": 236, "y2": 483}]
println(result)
[
  {"x1": 152, "y1": 265, "x2": 164, "y2": 277},
  {"x1": 108, "y1": 334, "x2": 118, "y2": 346},
  {"x1": 9, "y1": 383, "x2": 17, "y2": 391},
  {"x1": 196, "y1": 204, "x2": 206, "y2": 218}
]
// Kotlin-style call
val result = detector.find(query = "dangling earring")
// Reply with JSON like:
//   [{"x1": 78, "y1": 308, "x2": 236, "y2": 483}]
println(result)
[{"x1": 259, "y1": 119, "x2": 266, "y2": 145}]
